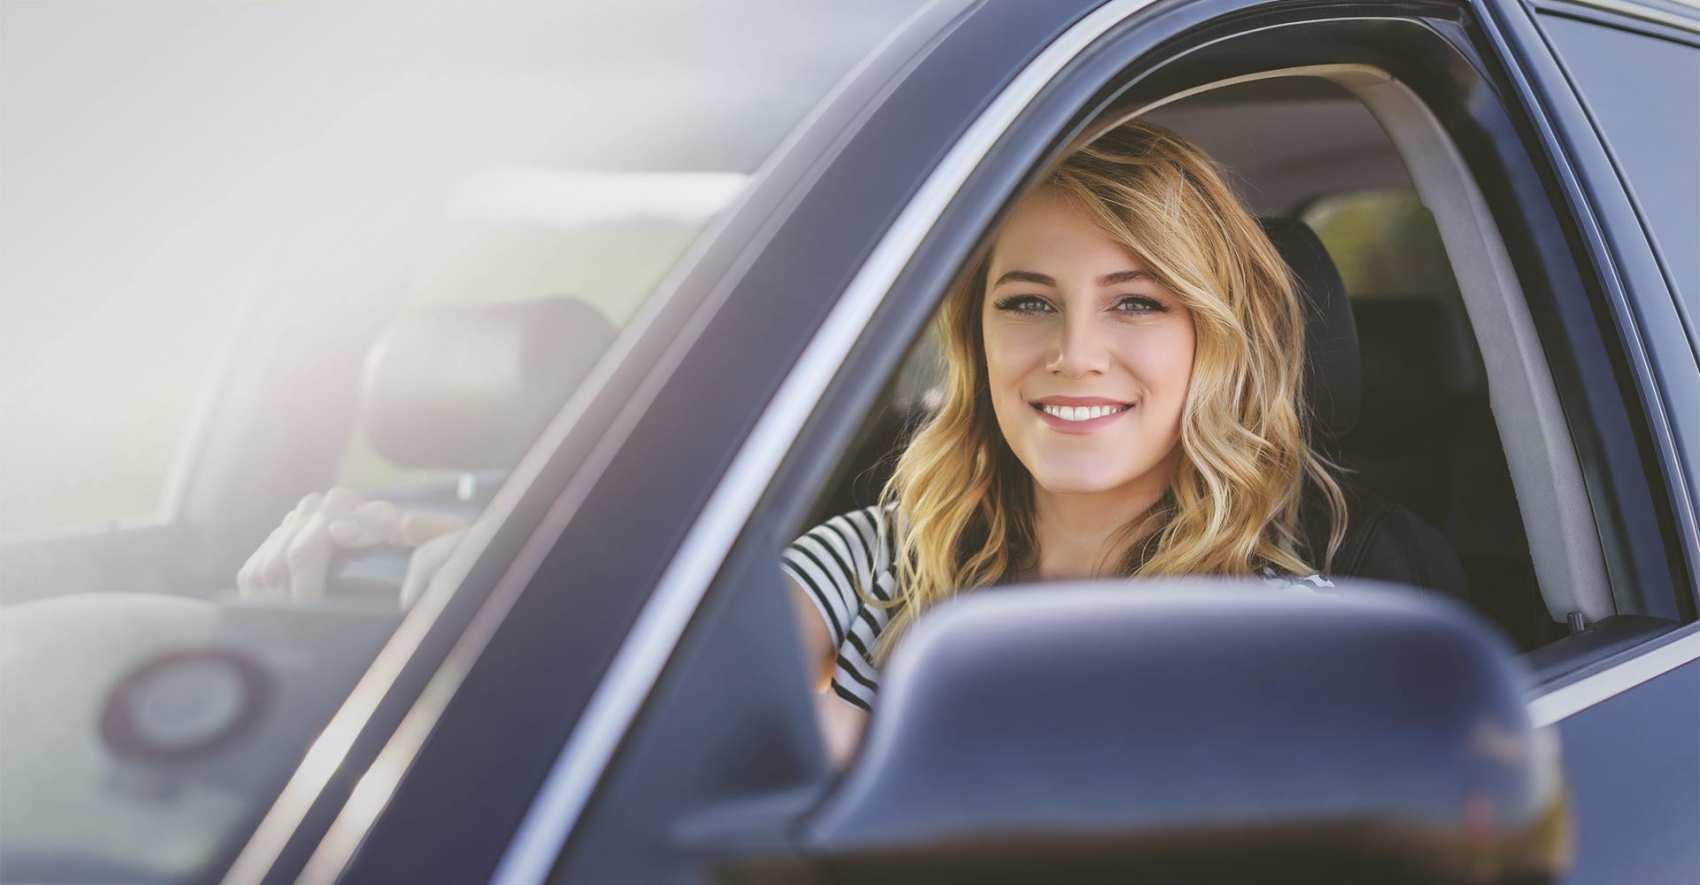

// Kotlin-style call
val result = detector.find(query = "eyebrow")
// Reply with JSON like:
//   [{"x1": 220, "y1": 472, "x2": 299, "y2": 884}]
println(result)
[{"x1": 992, "y1": 269, "x2": 1155, "y2": 287}]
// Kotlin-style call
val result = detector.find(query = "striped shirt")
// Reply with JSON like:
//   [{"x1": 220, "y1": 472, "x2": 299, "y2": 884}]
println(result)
[
  {"x1": 781, "y1": 505, "x2": 903, "y2": 712},
  {"x1": 781, "y1": 504, "x2": 1335, "y2": 711}
]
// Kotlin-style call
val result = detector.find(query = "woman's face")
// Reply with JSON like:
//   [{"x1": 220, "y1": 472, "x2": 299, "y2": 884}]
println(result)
[{"x1": 981, "y1": 186, "x2": 1196, "y2": 498}]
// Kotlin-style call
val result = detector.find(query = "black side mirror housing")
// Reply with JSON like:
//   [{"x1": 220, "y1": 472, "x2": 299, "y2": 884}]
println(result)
[{"x1": 703, "y1": 579, "x2": 1569, "y2": 884}]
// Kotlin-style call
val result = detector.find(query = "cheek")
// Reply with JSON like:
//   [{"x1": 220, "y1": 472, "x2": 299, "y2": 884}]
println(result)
[
  {"x1": 1120, "y1": 320, "x2": 1196, "y2": 400},
  {"x1": 982, "y1": 322, "x2": 1047, "y2": 395}
]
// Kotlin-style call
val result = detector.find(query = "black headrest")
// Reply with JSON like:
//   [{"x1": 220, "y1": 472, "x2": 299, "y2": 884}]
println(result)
[
  {"x1": 1352, "y1": 296, "x2": 1483, "y2": 441},
  {"x1": 360, "y1": 296, "x2": 615, "y2": 470},
  {"x1": 1259, "y1": 218, "x2": 1360, "y2": 439}
]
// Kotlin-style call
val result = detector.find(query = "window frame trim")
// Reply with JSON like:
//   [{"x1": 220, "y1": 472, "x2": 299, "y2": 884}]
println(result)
[
  {"x1": 1482, "y1": 0, "x2": 1700, "y2": 613},
  {"x1": 1488, "y1": 0, "x2": 1700, "y2": 723},
  {"x1": 479, "y1": 0, "x2": 1176, "y2": 880},
  {"x1": 1531, "y1": 0, "x2": 1700, "y2": 40}
]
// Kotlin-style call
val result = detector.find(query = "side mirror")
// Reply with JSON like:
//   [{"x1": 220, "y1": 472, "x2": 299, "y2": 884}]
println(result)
[{"x1": 706, "y1": 579, "x2": 1570, "y2": 884}]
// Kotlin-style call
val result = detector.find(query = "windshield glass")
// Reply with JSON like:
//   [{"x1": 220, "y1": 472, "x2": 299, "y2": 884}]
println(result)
[{"x1": 0, "y1": 1, "x2": 924, "y2": 880}]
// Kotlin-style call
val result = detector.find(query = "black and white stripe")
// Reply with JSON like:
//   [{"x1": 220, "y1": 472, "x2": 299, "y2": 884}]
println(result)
[
  {"x1": 783, "y1": 504, "x2": 1332, "y2": 711},
  {"x1": 781, "y1": 504, "x2": 900, "y2": 711}
]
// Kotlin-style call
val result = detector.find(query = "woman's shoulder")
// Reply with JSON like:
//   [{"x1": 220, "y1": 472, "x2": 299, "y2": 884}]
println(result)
[
  {"x1": 798, "y1": 502, "x2": 896, "y2": 538},
  {"x1": 788, "y1": 503, "x2": 898, "y2": 567}
]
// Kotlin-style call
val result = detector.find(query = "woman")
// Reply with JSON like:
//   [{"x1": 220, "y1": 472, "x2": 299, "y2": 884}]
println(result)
[
  {"x1": 240, "y1": 120, "x2": 1347, "y2": 758},
  {"x1": 782, "y1": 120, "x2": 1346, "y2": 754}
]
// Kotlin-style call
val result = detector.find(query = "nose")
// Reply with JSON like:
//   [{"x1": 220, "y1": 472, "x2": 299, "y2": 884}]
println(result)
[{"x1": 1045, "y1": 310, "x2": 1110, "y2": 377}]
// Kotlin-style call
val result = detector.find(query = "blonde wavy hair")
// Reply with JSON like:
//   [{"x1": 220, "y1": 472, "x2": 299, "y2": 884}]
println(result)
[{"x1": 861, "y1": 119, "x2": 1348, "y2": 667}]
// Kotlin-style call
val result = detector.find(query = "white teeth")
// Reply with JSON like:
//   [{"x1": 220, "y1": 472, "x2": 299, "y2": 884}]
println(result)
[{"x1": 1040, "y1": 403, "x2": 1128, "y2": 422}]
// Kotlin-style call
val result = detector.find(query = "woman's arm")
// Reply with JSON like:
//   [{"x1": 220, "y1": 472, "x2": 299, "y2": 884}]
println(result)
[
  {"x1": 784, "y1": 573, "x2": 869, "y2": 764},
  {"x1": 784, "y1": 573, "x2": 838, "y2": 692}
]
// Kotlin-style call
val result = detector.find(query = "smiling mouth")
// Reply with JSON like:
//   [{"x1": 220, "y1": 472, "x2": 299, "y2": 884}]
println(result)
[{"x1": 1029, "y1": 401, "x2": 1133, "y2": 423}]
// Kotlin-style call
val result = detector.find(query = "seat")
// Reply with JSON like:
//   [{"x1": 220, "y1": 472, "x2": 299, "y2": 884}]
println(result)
[
  {"x1": 1344, "y1": 293, "x2": 1553, "y2": 648},
  {"x1": 332, "y1": 295, "x2": 615, "y2": 591},
  {"x1": 1260, "y1": 217, "x2": 1469, "y2": 601}
]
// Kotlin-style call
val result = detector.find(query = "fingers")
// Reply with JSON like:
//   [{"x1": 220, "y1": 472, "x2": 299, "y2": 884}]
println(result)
[
  {"x1": 238, "y1": 488, "x2": 361, "y2": 599},
  {"x1": 327, "y1": 499, "x2": 403, "y2": 547},
  {"x1": 399, "y1": 528, "x2": 468, "y2": 610},
  {"x1": 264, "y1": 492, "x2": 322, "y2": 591},
  {"x1": 325, "y1": 505, "x2": 464, "y2": 549},
  {"x1": 283, "y1": 488, "x2": 361, "y2": 601},
  {"x1": 237, "y1": 524, "x2": 274, "y2": 596},
  {"x1": 283, "y1": 513, "x2": 334, "y2": 601},
  {"x1": 397, "y1": 512, "x2": 469, "y2": 546},
  {"x1": 239, "y1": 491, "x2": 322, "y2": 598},
  {"x1": 236, "y1": 486, "x2": 471, "y2": 603}
]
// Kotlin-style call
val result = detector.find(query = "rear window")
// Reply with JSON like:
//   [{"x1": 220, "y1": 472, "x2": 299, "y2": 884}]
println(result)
[{"x1": 1300, "y1": 188, "x2": 1458, "y2": 298}]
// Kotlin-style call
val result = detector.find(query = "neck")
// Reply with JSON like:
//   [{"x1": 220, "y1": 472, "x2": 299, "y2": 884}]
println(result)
[{"x1": 1029, "y1": 455, "x2": 1179, "y2": 581}]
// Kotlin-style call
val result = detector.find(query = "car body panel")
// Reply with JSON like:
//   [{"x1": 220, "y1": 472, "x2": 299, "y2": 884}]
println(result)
[
  {"x1": 544, "y1": 0, "x2": 1698, "y2": 880},
  {"x1": 1477, "y1": 0, "x2": 1700, "y2": 879},
  {"x1": 330, "y1": 0, "x2": 1700, "y2": 880},
  {"x1": 10, "y1": 0, "x2": 1695, "y2": 881},
  {"x1": 1492, "y1": 0, "x2": 1700, "y2": 596},
  {"x1": 1553, "y1": 656, "x2": 1700, "y2": 882}
]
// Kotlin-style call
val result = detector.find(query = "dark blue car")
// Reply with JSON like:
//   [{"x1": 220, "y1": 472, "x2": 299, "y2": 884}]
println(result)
[{"x1": 3, "y1": 0, "x2": 1696, "y2": 881}]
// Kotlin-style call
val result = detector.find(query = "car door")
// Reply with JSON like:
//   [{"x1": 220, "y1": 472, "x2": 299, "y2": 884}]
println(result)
[
  {"x1": 1480, "y1": 0, "x2": 1700, "y2": 881},
  {"x1": 275, "y1": 1, "x2": 1700, "y2": 883}
]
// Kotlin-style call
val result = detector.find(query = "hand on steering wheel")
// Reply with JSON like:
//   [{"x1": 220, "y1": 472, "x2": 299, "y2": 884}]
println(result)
[{"x1": 236, "y1": 487, "x2": 468, "y2": 607}]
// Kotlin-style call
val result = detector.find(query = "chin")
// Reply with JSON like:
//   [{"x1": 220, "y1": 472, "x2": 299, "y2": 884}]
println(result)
[{"x1": 1027, "y1": 464, "x2": 1139, "y2": 496}]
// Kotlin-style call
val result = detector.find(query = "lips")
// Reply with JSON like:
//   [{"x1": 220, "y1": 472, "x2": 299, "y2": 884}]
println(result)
[
  {"x1": 1030, "y1": 396, "x2": 1134, "y2": 407},
  {"x1": 1028, "y1": 396, "x2": 1136, "y2": 433}
]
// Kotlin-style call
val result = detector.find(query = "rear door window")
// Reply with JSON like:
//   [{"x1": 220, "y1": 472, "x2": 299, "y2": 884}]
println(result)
[{"x1": 1539, "y1": 13, "x2": 1700, "y2": 347}]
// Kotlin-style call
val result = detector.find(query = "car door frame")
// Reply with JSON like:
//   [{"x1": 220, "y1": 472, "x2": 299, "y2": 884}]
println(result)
[
  {"x1": 539, "y1": 0, "x2": 1699, "y2": 880},
  {"x1": 1474, "y1": 0, "x2": 1700, "y2": 710},
  {"x1": 243, "y1": 0, "x2": 1700, "y2": 882},
  {"x1": 1492, "y1": 0, "x2": 1700, "y2": 593},
  {"x1": 1476, "y1": 0, "x2": 1700, "y2": 879}
]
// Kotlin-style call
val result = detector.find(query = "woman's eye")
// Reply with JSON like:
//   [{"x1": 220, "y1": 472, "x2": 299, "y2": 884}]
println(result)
[
  {"x1": 1114, "y1": 295, "x2": 1166, "y2": 314},
  {"x1": 993, "y1": 295, "x2": 1055, "y2": 315}
]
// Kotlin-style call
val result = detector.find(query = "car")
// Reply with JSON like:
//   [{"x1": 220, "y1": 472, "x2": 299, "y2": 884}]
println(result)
[{"x1": 2, "y1": 0, "x2": 1696, "y2": 882}]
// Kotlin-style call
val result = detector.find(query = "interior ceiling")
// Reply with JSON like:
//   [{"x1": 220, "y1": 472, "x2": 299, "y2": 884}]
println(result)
[{"x1": 1139, "y1": 77, "x2": 1414, "y2": 216}]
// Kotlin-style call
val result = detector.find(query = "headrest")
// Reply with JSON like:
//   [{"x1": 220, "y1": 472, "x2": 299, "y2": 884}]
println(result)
[
  {"x1": 360, "y1": 297, "x2": 616, "y2": 470},
  {"x1": 1259, "y1": 218, "x2": 1360, "y2": 439},
  {"x1": 1352, "y1": 296, "x2": 1482, "y2": 442}
]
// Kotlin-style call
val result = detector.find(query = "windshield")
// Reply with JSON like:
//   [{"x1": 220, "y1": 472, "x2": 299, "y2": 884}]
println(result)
[{"x1": 0, "y1": 1, "x2": 925, "y2": 880}]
